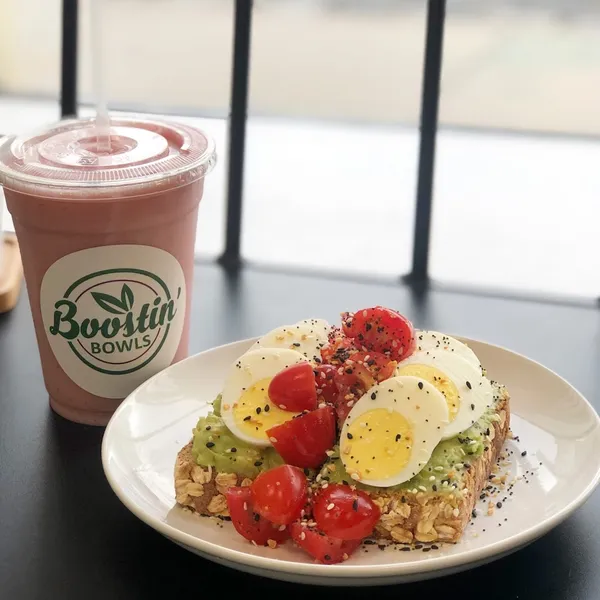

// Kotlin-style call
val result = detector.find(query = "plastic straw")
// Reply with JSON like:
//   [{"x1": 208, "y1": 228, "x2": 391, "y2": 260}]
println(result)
[{"x1": 90, "y1": 0, "x2": 111, "y2": 152}]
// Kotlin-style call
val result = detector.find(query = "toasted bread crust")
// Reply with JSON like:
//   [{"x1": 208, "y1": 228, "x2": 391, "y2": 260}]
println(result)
[
  {"x1": 174, "y1": 443, "x2": 253, "y2": 517},
  {"x1": 370, "y1": 387, "x2": 510, "y2": 543}
]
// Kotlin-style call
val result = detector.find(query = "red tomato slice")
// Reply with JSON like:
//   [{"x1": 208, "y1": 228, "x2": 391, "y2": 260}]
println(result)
[
  {"x1": 290, "y1": 522, "x2": 362, "y2": 564},
  {"x1": 251, "y1": 465, "x2": 307, "y2": 525},
  {"x1": 330, "y1": 369, "x2": 361, "y2": 426},
  {"x1": 266, "y1": 406, "x2": 336, "y2": 469},
  {"x1": 313, "y1": 364, "x2": 338, "y2": 404},
  {"x1": 349, "y1": 350, "x2": 397, "y2": 383},
  {"x1": 313, "y1": 484, "x2": 380, "y2": 540},
  {"x1": 342, "y1": 307, "x2": 416, "y2": 361},
  {"x1": 225, "y1": 487, "x2": 290, "y2": 546},
  {"x1": 268, "y1": 362, "x2": 318, "y2": 412}
]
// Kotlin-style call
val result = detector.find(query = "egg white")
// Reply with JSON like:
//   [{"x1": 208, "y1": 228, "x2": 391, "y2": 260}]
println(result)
[
  {"x1": 339, "y1": 376, "x2": 449, "y2": 487},
  {"x1": 249, "y1": 319, "x2": 330, "y2": 363},
  {"x1": 221, "y1": 348, "x2": 308, "y2": 447},
  {"x1": 415, "y1": 330, "x2": 481, "y2": 370},
  {"x1": 397, "y1": 350, "x2": 493, "y2": 440}
]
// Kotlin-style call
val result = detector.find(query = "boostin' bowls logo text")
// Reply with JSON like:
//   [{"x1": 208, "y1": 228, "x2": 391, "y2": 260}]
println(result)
[{"x1": 48, "y1": 268, "x2": 181, "y2": 375}]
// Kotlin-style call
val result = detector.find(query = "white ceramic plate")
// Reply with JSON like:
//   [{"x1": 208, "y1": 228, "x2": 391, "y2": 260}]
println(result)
[{"x1": 102, "y1": 336, "x2": 600, "y2": 586}]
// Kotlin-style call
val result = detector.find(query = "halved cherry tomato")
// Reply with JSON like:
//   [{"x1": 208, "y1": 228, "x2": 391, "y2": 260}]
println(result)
[
  {"x1": 342, "y1": 306, "x2": 416, "y2": 361},
  {"x1": 266, "y1": 406, "x2": 336, "y2": 469},
  {"x1": 268, "y1": 362, "x2": 318, "y2": 412},
  {"x1": 225, "y1": 487, "x2": 290, "y2": 546},
  {"x1": 290, "y1": 522, "x2": 362, "y2": 564},
  {"x1": 251, "y1": 465, "x2": 307, "y2": 525},
  {"x1": 313, "y1": 484, "x2": 380, "y2": 541},
  {"x1": 313, "y1": 364, "x2": 338, "y2": 404}
]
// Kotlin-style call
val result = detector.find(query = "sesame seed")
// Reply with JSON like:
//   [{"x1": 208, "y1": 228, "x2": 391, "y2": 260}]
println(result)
[
  {"x1": 466, "y1": 381, "x2": 472, "y2": 389},
  {"x1": 269, "y1": 437, "x2": 278, "y2": 443},
  {"x1": 327, "y1": 503, "x2": 335, "y2": 510}
]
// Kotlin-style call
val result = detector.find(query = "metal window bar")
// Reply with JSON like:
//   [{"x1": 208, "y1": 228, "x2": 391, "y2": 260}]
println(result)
[
  {"x1": 404, "y1": 0, "x2": 446, "y2": 284},
  {"x1": 61, "y1": 0, "x2": 78, "y2": 118},
  {"x1": 219, "y1": 0, "x2": 253, "y2": 269}
]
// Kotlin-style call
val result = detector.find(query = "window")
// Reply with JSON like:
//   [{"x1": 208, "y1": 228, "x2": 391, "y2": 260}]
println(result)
[
  {"x1": 1, "y1": 1, "x2": 598, "y2": 299},
  {"x1": 242, "y1": 2, "x2": 426, "y2": 276},
  {"x1": 431, "y1": 4, "x2": 600, "y2": 297}
]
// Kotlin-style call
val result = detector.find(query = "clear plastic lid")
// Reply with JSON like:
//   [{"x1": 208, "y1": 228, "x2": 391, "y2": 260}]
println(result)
[{"x1": 0, "y1": 116, "x2": 216, "y2": 199}]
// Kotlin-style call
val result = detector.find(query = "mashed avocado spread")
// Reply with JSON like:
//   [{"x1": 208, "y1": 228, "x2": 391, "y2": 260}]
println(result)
[{"x1": 191, "y1": 395, "x2": 284, "y2": 479}]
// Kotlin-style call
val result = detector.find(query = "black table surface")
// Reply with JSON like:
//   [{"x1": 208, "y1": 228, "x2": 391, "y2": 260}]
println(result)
[{"x1": 1, "y1": 263, "x2": 600, "y2": 599}]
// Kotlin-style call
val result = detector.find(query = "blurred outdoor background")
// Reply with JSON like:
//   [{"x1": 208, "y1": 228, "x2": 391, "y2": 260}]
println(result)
[{"x1": 0, "y1": 0, "x2": 599, "y2": 298}]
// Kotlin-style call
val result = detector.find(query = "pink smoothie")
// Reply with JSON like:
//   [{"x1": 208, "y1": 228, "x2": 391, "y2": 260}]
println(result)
[{"x1": 0, "y1": 117, "x2": 215, "y2": 425}]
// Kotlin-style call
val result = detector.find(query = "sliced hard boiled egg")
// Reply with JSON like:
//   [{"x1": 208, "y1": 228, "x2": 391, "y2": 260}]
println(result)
[
  {"x1": 296, "y1": 318, "x2": 331, "y2": 340},
  {"x1": 249, "y1": 319, "x2": 330, "y2": 363},
  {"x1": 415, "y1": 331, "x2": 481, "y2": 370},
  {"x1": 396, "y1": 350, "x2": 493, "y2": 440},
  {"x1": 339, "y1": 376, "x2": 449, "y2": 488},
  {"x1": 221, "y1": 348, "x2": 308, "y2": 447}
]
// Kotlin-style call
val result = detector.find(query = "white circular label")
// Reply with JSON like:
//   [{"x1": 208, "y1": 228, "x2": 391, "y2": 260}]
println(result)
[{"x1": 40, "y1": 245, "x2": 187, "y2": 399}]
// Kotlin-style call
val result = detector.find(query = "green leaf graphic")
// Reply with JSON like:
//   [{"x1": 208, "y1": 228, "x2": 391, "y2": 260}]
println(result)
[
  {"x1": 121, "y1": 284, "x2": 134, "y2": 311},
  {"x1": 91, "y1": 291, "x2": 127, "y2": 315}
]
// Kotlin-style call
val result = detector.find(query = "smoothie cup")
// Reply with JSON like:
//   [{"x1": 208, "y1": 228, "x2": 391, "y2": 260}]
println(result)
[{"x1": 0, "y1": 116, "x2": 215, "y2": 425}]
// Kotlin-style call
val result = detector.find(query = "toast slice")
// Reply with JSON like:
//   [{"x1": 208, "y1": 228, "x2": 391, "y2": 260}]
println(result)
[
  {"x1": 175, "y1": 385, "x2": 510, "y2": 543},
  {"x1": 367, "y1": 385, "x2": 510, "y2": 544}
]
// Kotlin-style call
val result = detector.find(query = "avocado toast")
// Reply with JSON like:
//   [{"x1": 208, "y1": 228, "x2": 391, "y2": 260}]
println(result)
[{"x1": 175, "y1": 308, "x2": 511, "y2": 561}]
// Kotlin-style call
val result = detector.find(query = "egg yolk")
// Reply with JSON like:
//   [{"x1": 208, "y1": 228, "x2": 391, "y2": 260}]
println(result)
[
  {"x1": 397, "y1": 364, "x2": 459, "y2": 422},
  {"x1": 342, "y1": 408, "x2": 413, "y2": 482},
  {"x1": 232, "y1": 377, "x2": 299, "y2": 441}
]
